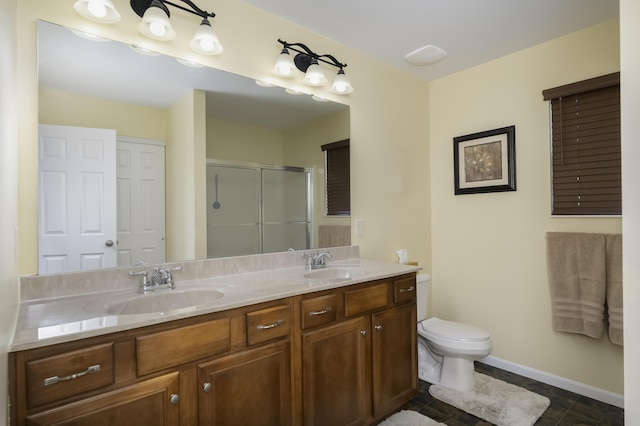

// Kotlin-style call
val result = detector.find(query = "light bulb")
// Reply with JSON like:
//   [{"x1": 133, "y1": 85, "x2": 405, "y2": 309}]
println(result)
[
  {"x1": 200, "y1": 38, "x2": 214, "y2": 52},
  {"x1": 272, "y1": 49, "x2": 296, "y2": 78},
  {"x1": 278, "y1": 63, "x2": 293, "y2": 76},
  {"x1": 87, "y1": 0, "x2": 107, "y2": 17},
  {"x1": 149, "y1": 21, "x2": 166, "y2": 37}
]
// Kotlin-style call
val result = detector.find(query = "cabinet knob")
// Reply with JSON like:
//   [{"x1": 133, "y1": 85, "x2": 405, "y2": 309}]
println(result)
[
  {"x1": 170, "y1": 394, "x2": 180, "y2": 405},
  {"x1": 361, "y1": 330, "x2": 367, "y2": 336},
  {"x1": 375, "y1": 325, "x2": 382, "y2": 331},
  {"x1": 203, "y1": 382, "x2": 212, "y2": 393}
]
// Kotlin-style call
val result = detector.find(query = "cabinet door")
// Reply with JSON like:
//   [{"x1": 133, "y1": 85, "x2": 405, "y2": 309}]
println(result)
[
  {"x1": 371, "y1": 304, "x2": 418, "y2": 418},
  {"x1": 199, "y1": 340, "x2": 292, "y2": 426},
  {"x1": 26, "y1": 372, "x2": 180, "y2": 426},
  {"x1": 302, "y1": 317, "x2": 368, "y2": 426}
]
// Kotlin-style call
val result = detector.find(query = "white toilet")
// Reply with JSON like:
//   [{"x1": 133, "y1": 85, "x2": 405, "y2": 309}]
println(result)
[{"x1": 416, "y1": 273, "x2": 492, "y2": 392}]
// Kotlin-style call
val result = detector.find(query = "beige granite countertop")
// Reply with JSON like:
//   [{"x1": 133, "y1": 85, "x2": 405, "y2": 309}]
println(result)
[{"x1": 11, "y1": 246, "x2": 420, "y2": 352}]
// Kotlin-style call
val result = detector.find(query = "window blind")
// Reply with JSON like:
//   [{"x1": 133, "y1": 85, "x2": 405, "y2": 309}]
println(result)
[
  {"x1": 542, "y1": 73, "x2": 621, "y2": 215},
  {"x1": 321, "y1": 139, "x2": 350, "y2": 215}
]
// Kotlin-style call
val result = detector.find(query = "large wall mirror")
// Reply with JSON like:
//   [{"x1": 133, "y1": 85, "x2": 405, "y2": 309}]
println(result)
[{"x1": 37, "y1": 20, "x2": 350, "y2": 275}]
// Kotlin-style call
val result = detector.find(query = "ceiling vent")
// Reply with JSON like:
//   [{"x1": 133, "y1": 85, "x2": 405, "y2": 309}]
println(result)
[{"x1": 405, "y1": 45, "x2": 447, "y2": 66}]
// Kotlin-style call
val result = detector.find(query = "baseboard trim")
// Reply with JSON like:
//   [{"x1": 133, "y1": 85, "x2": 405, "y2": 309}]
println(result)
[{"x1": 479, "y1": 355, "x2": 624, "y2": 408}]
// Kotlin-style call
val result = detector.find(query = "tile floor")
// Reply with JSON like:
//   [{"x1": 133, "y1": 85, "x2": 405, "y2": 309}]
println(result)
[{"x1": 400, "y1": 363, "x2": 624, "y2": 425}]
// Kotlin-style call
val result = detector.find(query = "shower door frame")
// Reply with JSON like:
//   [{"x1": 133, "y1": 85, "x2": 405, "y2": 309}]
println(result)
[{"x1": 206, "y1": 159, "x2": 314, "y2": 257}]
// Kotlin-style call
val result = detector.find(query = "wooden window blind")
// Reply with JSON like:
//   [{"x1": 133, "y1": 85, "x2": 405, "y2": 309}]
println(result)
[
  {"x1": 542, "y1": 72, "x2": 621, "y2": 215},
  {"x1": 321, "y1": 139, "x2": 350, "y2": 215}
]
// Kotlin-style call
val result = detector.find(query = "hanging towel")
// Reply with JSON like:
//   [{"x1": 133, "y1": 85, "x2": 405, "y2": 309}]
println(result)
[
  {"x1": 546, "y1": 232, "x2": 606, "y2": 339},
  {"x1": 605, "y1": 233, "x2": 623, "y2": 346}
]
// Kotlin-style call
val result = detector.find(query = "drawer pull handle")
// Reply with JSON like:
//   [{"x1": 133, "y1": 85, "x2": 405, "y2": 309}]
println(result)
[
  {"x1": 256, "y1": 319, "x2": 284, "y2": 330},
  {"x1": 44, "y1": 364, "x2": 101, "y2": 386},
  {"x1": 309, "y1": 307, "x2": 333, "y2": 316},
  {"x1": 399, "y1": 286, "x2": 415, "y2": 293}
]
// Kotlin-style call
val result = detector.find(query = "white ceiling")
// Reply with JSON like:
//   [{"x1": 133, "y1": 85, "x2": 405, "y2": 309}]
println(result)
[{"x1": 242, "y1": 0, "x2": 619, "y2": 81}]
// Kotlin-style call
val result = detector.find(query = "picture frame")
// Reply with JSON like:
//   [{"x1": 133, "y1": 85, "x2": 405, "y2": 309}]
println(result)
[{"x1": 453, "y1": 125, "x2": 516, "y2": 195}]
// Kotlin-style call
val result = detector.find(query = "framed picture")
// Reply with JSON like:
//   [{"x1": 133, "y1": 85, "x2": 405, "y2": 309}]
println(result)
[{"x1": 453, "y1": 125, "x2": 516, "y2": 195}]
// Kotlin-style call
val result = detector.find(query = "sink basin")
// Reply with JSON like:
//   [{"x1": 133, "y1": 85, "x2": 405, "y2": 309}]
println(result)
[
  {"x1": 304, "y1": 267, "x2": 369, "y2": 282},
  {"x1": 100, "y1": 289, "x2": 225, "y2": 315}
]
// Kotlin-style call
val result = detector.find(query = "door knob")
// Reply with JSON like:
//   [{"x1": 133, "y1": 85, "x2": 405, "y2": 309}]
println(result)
[{"x1": 105, "y1": 240, "x2": 114, "y2": 247}]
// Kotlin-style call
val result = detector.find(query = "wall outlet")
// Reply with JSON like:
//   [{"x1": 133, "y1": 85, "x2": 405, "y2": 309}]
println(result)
[{"x1": 355, "y1": 219, "x2": 364, "y2": 236}]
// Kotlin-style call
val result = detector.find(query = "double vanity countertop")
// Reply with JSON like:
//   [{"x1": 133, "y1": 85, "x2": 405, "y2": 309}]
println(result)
[{"x1": 11, "y1": 247, "x2": 421, "y2": 352}]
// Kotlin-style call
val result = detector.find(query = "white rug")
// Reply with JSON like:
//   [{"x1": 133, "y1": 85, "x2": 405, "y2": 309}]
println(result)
[
  {"x1": 378, "y1": 410, "x2": 447, "y2": 426},
  {"x1": 428, "y1": 372, "x2": 550, "y2": 426}
]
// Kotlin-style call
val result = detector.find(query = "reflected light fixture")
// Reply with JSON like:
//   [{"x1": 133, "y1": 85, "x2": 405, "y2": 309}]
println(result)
[
  {"x1": 273, "y1": 39, "x2": 353, "y2": 95},
  {"x1": 130, "y1": 0, "x2": 223, "y2": 55},
  {"x1": 74, "y1": 0, "x2": 222, "y2": 55},
  {"x1": 73, "y1": 0, "x2": 121, "y2": 23}
]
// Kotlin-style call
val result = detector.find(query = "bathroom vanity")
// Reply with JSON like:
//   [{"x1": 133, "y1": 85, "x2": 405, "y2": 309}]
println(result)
[{"x1": 8, "y1": 248, "x2": 419, "y2": 425}]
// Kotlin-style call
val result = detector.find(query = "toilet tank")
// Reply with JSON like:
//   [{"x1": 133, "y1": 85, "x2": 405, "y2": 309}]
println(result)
[{"x1": 416, "y1": 273, "x2": 431, "y2": 322}]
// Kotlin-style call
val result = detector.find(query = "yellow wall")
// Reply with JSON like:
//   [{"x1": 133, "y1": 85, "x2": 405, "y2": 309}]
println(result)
[
  {"x1": 39, "y1": 88, "x2": 168, "y2": 140},
  {"x1": 206, "y1": 117, "x2": 284, "y2": 164},
  {"x1": 429, "y1": 19, "x2": 622, "y2": 394}
]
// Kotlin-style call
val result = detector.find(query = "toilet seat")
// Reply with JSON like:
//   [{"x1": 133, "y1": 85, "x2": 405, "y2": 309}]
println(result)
[{"x1": 419, "y1": 317, "x2": 490, "y2": 342}]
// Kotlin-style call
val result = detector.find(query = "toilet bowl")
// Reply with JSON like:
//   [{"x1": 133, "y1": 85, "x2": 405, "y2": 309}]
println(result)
[{"x1": 415, "y1": 274, "x2": 492, "y2": 392}]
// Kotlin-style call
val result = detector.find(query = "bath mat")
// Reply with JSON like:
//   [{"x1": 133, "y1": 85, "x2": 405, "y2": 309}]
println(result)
[
  {"x1": 378, "y1": 410, "x2": 447, "y2": 426},
  {"x1": 428, "y1": 373, "x2": 550, "y2": 426}
]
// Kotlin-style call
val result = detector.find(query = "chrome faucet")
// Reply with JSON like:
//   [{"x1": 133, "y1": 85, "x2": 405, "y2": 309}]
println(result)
[
  {"x1": 130, "y1": 266, "x2": 182, "y2": 293},
  {"x1": 306, "y1": 251, "x2": 332, "y2": 270}
]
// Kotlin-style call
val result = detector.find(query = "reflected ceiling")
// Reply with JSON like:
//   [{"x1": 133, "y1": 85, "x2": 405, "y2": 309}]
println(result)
[{"x1": 38, "y1": 21, "x2": 347, "y2": 130}]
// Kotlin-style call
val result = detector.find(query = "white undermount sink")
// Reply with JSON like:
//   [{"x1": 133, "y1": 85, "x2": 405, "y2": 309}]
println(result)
[
  {"x1": 303, "y1": 266, "x2": 369, "y2": 282},
  {"x1": 90, "y1": 288, "x2": 225, "y2": 315}
]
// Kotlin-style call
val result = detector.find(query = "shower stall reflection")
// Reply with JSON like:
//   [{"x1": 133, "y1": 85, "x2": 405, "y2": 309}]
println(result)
[{"x1": 206, "y1": 162, "x2": 312, "y2": 258}]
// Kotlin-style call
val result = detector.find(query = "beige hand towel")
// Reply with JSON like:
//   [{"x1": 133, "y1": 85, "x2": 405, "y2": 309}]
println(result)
[
  {"x1": 605, "y1": 233, "x2": 623, "y2": 346},
  {"x1": 546, "y1": 232, "x2": 606, "y2": 339}
]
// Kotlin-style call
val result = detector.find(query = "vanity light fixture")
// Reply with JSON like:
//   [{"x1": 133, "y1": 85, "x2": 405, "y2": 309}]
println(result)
[
  {"x1": 73, "y1": 0, "x2": 121, "y2": 23},
  {"x1": 273, "y1": 39, "x2": 353, "y2": 95},
  {"x1": 74, "y1": 0, "x2": 223, "y2": 55},
  {"x1": 131, "y1": 0, "x2": 223, "y2": 55}
]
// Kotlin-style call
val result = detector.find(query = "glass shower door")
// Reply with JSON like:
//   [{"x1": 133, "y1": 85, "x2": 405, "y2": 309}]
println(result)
[
  {"x1": 206, "y1": 165, "x2": 260, "y2": 258},
  {"x1": 262, "y1": 168, "x2": 311, "y2": 253}
]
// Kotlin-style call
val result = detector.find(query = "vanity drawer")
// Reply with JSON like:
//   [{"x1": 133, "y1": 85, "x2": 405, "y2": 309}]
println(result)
[
  {"x1": 301, "y1": 294, "x2": 338, "y2": 329},
  {"x1": 246, "y1": 305, "x2": 291, "y2": 346},
  {"x1": 136, "y1": 318, "x2": 230, "y2": 376},
  {"x1": 394, "y1": 276, "x2": 416, "y2": 303},
  {"x1": 344, "y1": 283, "x2": 389, "y2": 317},
  {"x1": 26, "y1": 342, "x2": 114, "y2": 408}
]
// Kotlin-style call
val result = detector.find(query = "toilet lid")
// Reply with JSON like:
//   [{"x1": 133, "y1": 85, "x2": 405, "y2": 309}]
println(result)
[{"x1": 420, "y1": 317, "x2": 490, "y2": 342}]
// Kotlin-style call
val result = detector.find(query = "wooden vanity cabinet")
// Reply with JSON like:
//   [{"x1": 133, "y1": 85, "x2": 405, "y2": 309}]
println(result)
[
  {"x1": 10, "y1": 273, "x2": 416, "y2": 426},
  {"x1": 10, "y1": 299, "x2": 293, "y2": 426},
  {"x1": 198, "y1": 340, "x2": 292, "y2": 425},
  {"x1": 24, "y1": 372, "x2": 181, "y2": 426},
  {"x1": 298, "y1": 273, "x2": 418, "y2": 426}
]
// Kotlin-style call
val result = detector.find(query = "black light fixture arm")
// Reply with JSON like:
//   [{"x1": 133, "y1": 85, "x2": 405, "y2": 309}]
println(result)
[
  {"x1": 165, "y1": 0, "x2": 215, "y2": 18},
  {"x1": 278, "y1": 38, "x2": 347, "y2": 70},
  {"x1": 131, "y1": 0, "x2": 215, "y2": 19}
]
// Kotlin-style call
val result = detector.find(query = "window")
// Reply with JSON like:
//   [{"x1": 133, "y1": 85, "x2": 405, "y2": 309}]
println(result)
[
  {"x1": 321, "y1": 139, "x2": 350, "y2": 215},
  {"x1": 542, "y1": 72, "x2": 621, "y2": 215}
]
